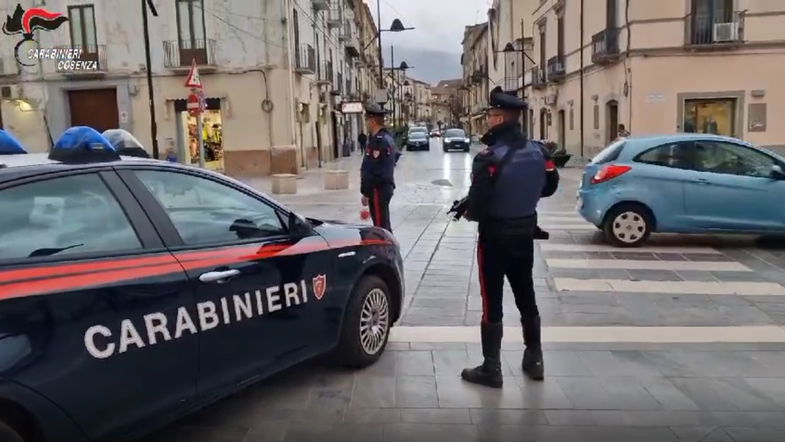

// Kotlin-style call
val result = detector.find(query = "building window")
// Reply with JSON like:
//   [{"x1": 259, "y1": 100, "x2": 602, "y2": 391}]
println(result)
[
  {"x1": 68, "y1": 5, "x2": 97, "y2": 51},
  {"x1": 538, "y1": 25, "x2": 546, "y2": 74},
  {"x1": 691, "y1": 0, "x2": 735, "y2": 45},
  {"x1": 176, "y1": 0, "x2": 206, "y2": 47},
  {"x1": 593, "y1": 104, "x2": 600, "y2": 130},
  {"x1": 683, "y1": 98, "x2": 736, "y2": 136},
  {"x1": 569, "y1": 107, "x2": 574, "y2": 130}
]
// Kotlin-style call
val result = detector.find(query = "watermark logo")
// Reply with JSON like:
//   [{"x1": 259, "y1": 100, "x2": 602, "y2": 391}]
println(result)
[{"x1": 3, "y1": 4, "x2": 68, "y2": 67}]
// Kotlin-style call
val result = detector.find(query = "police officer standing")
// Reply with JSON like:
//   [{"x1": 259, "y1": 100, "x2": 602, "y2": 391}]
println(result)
[
  {"x1": 460, "y1": 87, "x2": 554, "y2": 388},
  {"x1": 360, "y1": 103, "x2": 396, "y2": 232}
]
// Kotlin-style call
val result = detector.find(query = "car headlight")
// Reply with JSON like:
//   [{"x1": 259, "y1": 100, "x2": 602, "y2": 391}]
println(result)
[{"x1": 465, "y1": 138, "x2": 470, "y2": 143}]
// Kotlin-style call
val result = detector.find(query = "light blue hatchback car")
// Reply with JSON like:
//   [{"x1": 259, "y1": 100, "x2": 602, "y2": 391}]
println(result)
[{"x1": 578, "y1": 134, "x2": 785, "y2": 247}]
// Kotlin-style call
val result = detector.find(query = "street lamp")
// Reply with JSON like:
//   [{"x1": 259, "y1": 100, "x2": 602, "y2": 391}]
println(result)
[{"x1": 368, "y1": 2, "x2": 415, "y2": 90}]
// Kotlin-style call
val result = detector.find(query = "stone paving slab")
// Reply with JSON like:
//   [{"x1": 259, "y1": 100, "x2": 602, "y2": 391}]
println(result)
[{"x1": 142, "y1": 346, "x2": 785, "y2": 441}]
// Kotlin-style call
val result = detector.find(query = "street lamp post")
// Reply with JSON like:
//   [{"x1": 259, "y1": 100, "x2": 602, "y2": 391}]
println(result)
[{"x1": 364, "y1": 3, "x2": 414, "y2": 95}]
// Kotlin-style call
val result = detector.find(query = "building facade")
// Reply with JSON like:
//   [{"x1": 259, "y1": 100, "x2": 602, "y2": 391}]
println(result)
[
  {"x1": 430, "y1": 79, "x2": 462, "y2": 129},
  {"x1": 0, "y1": 0, "x2": 376, "y2": 176},
  {"x1": 460, "y1": 23, "x2": 489, "y2": 138},
  {"x1": 527, "y1": 0, "x2": 785, "y2": 158}
]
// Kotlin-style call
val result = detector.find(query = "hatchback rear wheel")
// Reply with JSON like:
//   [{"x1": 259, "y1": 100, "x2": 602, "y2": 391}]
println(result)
[{"x1": 603, "y1": 204, "x2": 652, "y2": 247}]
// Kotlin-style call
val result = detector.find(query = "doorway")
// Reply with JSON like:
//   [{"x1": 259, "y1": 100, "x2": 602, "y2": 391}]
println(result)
[
  {"x1": 607, "y1": 100, "x2": 619, "y2": 143},
  {"x1": 539, "y1": 108, "x2": 548, "y2": 140},
  {"x1": 68, "y1": 88, "x2": 119, "y2": 132},
  {"x1": 558, "y1": 109, "x2": 566, "y2": 149}
]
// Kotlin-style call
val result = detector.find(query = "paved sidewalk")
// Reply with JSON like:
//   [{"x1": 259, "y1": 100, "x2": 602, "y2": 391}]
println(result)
[{"x1": 142, "y1": 141, "x2": 785, "y2": 441}]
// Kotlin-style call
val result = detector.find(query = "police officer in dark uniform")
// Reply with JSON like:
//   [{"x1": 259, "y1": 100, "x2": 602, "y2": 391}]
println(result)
[
  {"x1": 360, "y1": 103, "x2": 396, "y2": 232},
  {"x1": 459, "y1": 87, "x2": 556, "y2": 388}
]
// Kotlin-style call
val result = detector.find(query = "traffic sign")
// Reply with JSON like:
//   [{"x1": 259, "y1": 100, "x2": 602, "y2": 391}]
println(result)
[
  {"x1": 187, "y1": 93, "x2": 202, "y2": 116},
  {"x1": 184, "y1": 59, "x2": 203, "y2": 89}
]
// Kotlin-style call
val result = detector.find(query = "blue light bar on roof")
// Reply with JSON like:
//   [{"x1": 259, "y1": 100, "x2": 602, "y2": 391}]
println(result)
[
  {"x1": 49, "y1": 126, "x2": 120, "y2": 163},
  {"x1": 0, "y1": 129, "x2": 27, "y2": 155}
]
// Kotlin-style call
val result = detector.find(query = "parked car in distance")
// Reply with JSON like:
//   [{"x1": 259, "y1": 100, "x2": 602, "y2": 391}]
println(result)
[
  {"x1": 406, "y1": 131, "x2": 430, "y2": 151},
  {"x1": 578, "y1": 134, "x2": 785, "y2": 247},
  {"x1": 443, "y1": 129, "x2": 470, "y2": 152}
]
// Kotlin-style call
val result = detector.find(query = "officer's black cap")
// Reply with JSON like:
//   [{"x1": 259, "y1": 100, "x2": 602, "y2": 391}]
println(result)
[
  {"x1": 364, "y1": 102, "x2": 388, "y2": 116},
  {"x1": 487, "y1": 86, "x2": 527, "y2": 111}
]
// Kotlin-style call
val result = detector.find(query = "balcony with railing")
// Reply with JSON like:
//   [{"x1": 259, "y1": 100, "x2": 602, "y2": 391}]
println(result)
[
  {"x1": 328, "y1": 4, "x2": 342, "y2": 28},
  {"x1": 312, "y1": 0, "x2": 329, "y2": 11},
  {"x1": 686, "y1": 10, "x2": 744, "y2": 47},
  {"x1": 54, "y1": 44, "x2": 108, "y2": 76},
  {"x1": 318, "y1": 61, "x2": 333, "y2": 85},
  {"x1": 547, "y1": 55, "x2": 565, "y2": 82},
  {"x1": 502, "y1": 76, "x2": 519, "y2": 93},
  {"x1": 295, "y1": 44, "x2": 316, "y2": 74},
  {"x1": 531, "y1": 66, "x2": 546, "y2": 89},
  {"x1": 592, "y1": 27, "x2": 620, "y2": 65},
  {"x1": 339, "y1": 22, "x2": 352, "y2": 42},
  {"x1": 163, "y1": 39, "x2": 217, "y2": 71}
]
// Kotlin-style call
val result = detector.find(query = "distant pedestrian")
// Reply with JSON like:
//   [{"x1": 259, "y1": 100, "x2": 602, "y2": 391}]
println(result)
[
  {"x1": 360, "y1": 103, "x2": 396, "y2": 232},
  {"x1": 617, "y1": 124, "x2": 630, "y2": 139},
  {"x1": 358, "y1": 132, "x2": 367, "y2": 153}
]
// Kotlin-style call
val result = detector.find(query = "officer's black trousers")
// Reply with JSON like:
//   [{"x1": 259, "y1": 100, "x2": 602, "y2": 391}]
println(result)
[
  {"x1": 369, "y1": 185, "x2": 393, "y2": 232},
  {"x1": 476, "y1": 231, "x2": 539, "y2": 324}
]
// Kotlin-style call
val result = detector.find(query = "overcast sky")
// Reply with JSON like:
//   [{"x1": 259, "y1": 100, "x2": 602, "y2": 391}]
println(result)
[{"x1": 364, "y1": 0, "x2": 490, "y2": 82}]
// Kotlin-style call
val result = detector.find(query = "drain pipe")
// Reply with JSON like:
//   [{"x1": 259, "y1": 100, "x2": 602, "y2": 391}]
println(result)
[
  {"x1": 282, "y1": 0, "x2": 301, "y2": 168},
  {"x1": 580, "y1": 0, "x2": 586, "y2": 159}
]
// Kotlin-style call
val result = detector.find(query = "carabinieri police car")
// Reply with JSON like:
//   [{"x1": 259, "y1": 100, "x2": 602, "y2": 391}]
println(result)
[{"x1": 0, "y1": 127, "x2": 404, "y2": 442}]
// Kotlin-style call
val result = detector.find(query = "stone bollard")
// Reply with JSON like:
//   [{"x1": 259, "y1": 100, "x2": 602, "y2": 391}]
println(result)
[
  {"x1": 324, "y1": 170, "x2": 350, "y2": 190},
  {"x1": 271, "y1": 174, "x2": 297, "y2": 195}
]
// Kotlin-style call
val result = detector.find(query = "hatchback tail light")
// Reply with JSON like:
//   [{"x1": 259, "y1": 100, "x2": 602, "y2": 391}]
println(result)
[{"x1": 591, "y1": 164, "x2": 632, "y2": 184}]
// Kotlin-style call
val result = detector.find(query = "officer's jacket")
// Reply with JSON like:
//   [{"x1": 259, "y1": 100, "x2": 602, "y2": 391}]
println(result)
[
  {"x1": 468, "y1": 122, "x2": 547, "y2": 222},
  {"x1": 360, "y1": 127, "x2": 396, "y2": 196}
]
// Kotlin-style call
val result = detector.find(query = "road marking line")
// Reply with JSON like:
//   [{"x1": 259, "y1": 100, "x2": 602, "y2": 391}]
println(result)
[
  {"x1": 553, "y1": 278, "x2": 785, "y2": 295},
  {"x1": 538, "y1": 224, "x2": 597, "y2": 231},
  {"x1": 539, "y1": 243, "x2": 722, "y2": 254},
  {"x1": 546, "y1": 258, "x2": 750, "y2": 272},
  {"x1": 390, "y1": 326, "x2": 785, "y2": 343},
  {"x1": 538, "y1": 216, "x2": 586, "y2": 222},
  {"x1": 539, "y1": 210, "x2": 579, "y2": 216}
]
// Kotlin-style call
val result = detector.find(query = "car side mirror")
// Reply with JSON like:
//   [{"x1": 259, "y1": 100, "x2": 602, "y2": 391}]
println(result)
[
  {"x1": 287, "y1": 211, "x2": 312, "y2": 237},
  {"x1": 771, "y1": 165, "x2": 785, "y2": 180}
]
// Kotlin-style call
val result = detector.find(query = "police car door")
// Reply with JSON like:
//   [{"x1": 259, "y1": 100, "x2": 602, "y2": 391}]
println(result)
[
  {"x1": 0, "y1": 170, "x2": 198, "y2": 441},
  {"x1": 121, "y1": 168, "x2": 330, "y2": 394}
]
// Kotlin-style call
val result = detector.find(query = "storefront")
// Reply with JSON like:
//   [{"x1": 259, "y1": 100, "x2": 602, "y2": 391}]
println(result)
[
  {"x1": 683, "y1": 98, "x2": 737, "y2": 137},
  {"x1": 174, "y1": 97, "x2": 224, "y2": 170}
]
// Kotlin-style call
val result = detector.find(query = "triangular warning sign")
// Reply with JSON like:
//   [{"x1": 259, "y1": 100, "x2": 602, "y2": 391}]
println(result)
[{"x1": 184, "y1": 59, "x2": 203, "y2": 89}]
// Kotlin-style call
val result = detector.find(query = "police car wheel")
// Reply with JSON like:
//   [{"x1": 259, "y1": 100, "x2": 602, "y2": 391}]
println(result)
[
  {"x1": 603, "y1": 204, "x2": 652, "y2": 247},
  {"x1": 0, "y1": 421, "x2": 24, "y2": 442},
  {"x1": 335, "y1": 275, "x2": 391, "y2": 367}
]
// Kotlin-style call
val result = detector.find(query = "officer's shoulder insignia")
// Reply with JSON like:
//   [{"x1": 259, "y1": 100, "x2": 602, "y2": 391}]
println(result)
[{"x1": 372, "y1": 150, "x2": 381, "y2": 159}]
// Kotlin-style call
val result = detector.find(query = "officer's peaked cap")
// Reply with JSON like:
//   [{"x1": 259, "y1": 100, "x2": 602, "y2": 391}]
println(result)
[
  {"x1": 488, "y1": 86, "x2": 527, "y2": 111},
  {"x1": 364, "y1": 102, "x2": 388, "y2": 116}
]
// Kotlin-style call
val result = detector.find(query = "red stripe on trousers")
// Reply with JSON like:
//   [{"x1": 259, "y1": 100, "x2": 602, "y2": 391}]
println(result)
[
  {"x1": 477, "y1": 243, "x2": 489, "y2": 322},
  {"x1": 373, "y1": 188, "x2": 382, "y2": 228}
]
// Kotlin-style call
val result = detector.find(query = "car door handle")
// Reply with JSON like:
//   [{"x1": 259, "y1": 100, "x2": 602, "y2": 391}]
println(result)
[
  {"x1": 199, "y1": 269, "x2": 240, "y2": 284},
  {"x1": 694, "y1": 178, "x2": 710, "y2": 184}
]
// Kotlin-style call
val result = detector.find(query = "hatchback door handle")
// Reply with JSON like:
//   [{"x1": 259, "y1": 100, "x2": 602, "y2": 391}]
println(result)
[
  {"x1": 199, "y1": 269, "x2": 240, "y2": 284},
  {"x1": 694, "y1": 178, "x2": 710, "y2": 184}
]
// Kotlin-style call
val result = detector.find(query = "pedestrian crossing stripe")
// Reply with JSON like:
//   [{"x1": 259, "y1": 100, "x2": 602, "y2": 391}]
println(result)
[
  {"x1": 539, "y1": 243, "x2": 722, "y2": 254},
  {"x1": 553, "y1": 278, "x2": 785, "y2": 296},
  {"x1": 545, "y1": 258, "x2": 750, "y2": 272}
]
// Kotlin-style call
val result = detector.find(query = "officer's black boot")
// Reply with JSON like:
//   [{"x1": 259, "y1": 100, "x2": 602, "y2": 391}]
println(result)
[
  {"x1": 461, "y1": 321, "x2": 503, "y2": 388},
  {"x1": 522, "y1": 316, "x2": 544, "y2": 381}
]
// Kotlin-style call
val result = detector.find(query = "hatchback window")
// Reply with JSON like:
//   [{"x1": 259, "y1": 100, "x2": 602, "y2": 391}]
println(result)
[
  {"x1": 693, "y1": 141, "x2": 778, "y2": 178},
  {"x1": 136, "y1": 170, "x2": 287, "y2": 245},
  {"x1": 636, "y1": 142, "x2": 693, "y2": 169},
  {"x1": 590, "y1": 140, "x2": 625, "y2": 164},
  {"x1": 0, "y1": 174, "x2": 141, "y2": 261}
]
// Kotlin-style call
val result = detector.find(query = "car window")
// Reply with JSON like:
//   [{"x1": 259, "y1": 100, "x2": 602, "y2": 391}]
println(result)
[
  {"x1": 135, "y1": 170, "x2": 287, "y2": 245},
  {"x1": 693, "y1": 141, "x2": 777, "y2": 178},
  {"x1": 591, "y1": 139, "x2": 625, "y2": 164},
  {"x1": 445, "y1": 129, "x2": 465, "y2": 138},
  {"x1": 636, "y1": 142, "x2": 693, "y2": 169},
  {"x1": 0, "y1": 174, "x2": 141, "y2": 261}
]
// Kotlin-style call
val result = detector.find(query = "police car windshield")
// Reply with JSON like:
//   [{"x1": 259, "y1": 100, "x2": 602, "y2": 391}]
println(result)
[{"x1": 445, "y1": 129, "x2": 465, "y2": 138}]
